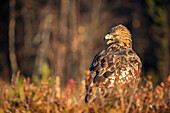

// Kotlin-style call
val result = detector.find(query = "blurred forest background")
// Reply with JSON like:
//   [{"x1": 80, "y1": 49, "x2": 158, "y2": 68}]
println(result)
[{"x1": 0, "y1": 0, "x2": 169, "y2": 88}]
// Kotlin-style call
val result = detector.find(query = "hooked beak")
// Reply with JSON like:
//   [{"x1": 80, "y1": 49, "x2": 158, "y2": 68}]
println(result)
[
  {"x1": 104, "y1": 34, "x2": 113, "y2": 40},
  {"x1": 104, "y1": 34, "x2": 116, "y2": 45}
]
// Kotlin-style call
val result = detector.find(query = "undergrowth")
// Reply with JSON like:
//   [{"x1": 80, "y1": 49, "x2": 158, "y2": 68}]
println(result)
[{"x1": 0, "y1": 71, "x2": 169, "y2": 113}]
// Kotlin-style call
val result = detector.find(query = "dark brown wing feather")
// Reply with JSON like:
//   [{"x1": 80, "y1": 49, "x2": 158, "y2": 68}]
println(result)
[{"x1": 85, "y1": 43, "x2": 142, "y2": 102}]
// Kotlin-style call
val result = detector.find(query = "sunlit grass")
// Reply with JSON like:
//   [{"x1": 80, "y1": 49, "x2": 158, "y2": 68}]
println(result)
[{"x1": 0, "y1": 71, "x2": 169, "y2": 113}]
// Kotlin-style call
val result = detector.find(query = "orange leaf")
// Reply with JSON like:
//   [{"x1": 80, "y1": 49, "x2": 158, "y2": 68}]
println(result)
[
  {"x1": 167, "y1": 75, "x2": 170, "y2": 83},
  {"x1": 160, "y1": 82, "x2": 164, "y2": 87}
]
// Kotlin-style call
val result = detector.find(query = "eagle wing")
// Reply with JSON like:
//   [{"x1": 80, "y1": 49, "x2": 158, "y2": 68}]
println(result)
[{"x1": 85, "y1": 44, "x2": 142, "y2": 97}]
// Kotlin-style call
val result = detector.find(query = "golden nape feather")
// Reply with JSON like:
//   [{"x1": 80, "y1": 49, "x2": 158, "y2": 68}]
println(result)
[{"x1": 85, "y1": 24, "x2": 142, "y2": 102}]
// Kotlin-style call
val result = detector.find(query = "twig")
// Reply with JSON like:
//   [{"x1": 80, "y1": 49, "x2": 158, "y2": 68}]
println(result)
[
  {"x1": 125, "y1": 92, "x2": 134, "y2": 113},
  {"x1": 125, "y1": 80, "x2": 139, "y2": 113},
  {"x1": 120, "y1": 88, "x2": 125, "y2": 112}
]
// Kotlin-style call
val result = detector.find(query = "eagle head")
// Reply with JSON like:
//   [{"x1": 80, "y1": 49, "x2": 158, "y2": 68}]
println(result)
[{"x1": 104, "y1": 24, "x2": 132, "y2": 47}]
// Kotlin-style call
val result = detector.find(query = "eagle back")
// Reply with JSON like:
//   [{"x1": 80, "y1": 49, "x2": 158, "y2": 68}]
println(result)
[{"x1": 86, "y1": 43, "x2": 142, "y2": 90}]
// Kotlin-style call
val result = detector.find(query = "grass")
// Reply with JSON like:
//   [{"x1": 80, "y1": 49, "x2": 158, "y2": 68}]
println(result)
[{"x1": 0, "y1": 71, "x2": 169, "y2": 113}]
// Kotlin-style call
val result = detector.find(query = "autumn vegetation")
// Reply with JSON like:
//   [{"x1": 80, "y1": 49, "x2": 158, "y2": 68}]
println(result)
[{"x1": 0, "y1": 71, "x2": 169, "y2": 113}]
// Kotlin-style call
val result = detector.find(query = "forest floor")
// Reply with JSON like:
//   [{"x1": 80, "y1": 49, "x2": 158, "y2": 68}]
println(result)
[{"x1": 0, "y1": 71, "x2": 170, "y2": 113}]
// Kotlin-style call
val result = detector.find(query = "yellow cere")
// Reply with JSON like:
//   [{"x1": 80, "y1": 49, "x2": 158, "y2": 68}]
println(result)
[{"x1": 107, "y1": 34, "x2": 110, "y2": 37}]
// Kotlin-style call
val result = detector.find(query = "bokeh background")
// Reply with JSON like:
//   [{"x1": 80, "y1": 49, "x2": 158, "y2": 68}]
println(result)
[{"x1": 0, "y1": 0, "x2": 169, "y2": 87}]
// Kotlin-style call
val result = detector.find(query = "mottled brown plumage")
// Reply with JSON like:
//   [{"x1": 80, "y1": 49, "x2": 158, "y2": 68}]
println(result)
[{"x1": 85, "y1": 24, "x2": 142, "y2": 102}]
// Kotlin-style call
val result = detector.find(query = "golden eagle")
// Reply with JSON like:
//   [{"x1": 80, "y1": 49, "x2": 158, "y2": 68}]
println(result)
[{"x1": 85, "y1": 24, "x2": 142, "y2": 102}]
